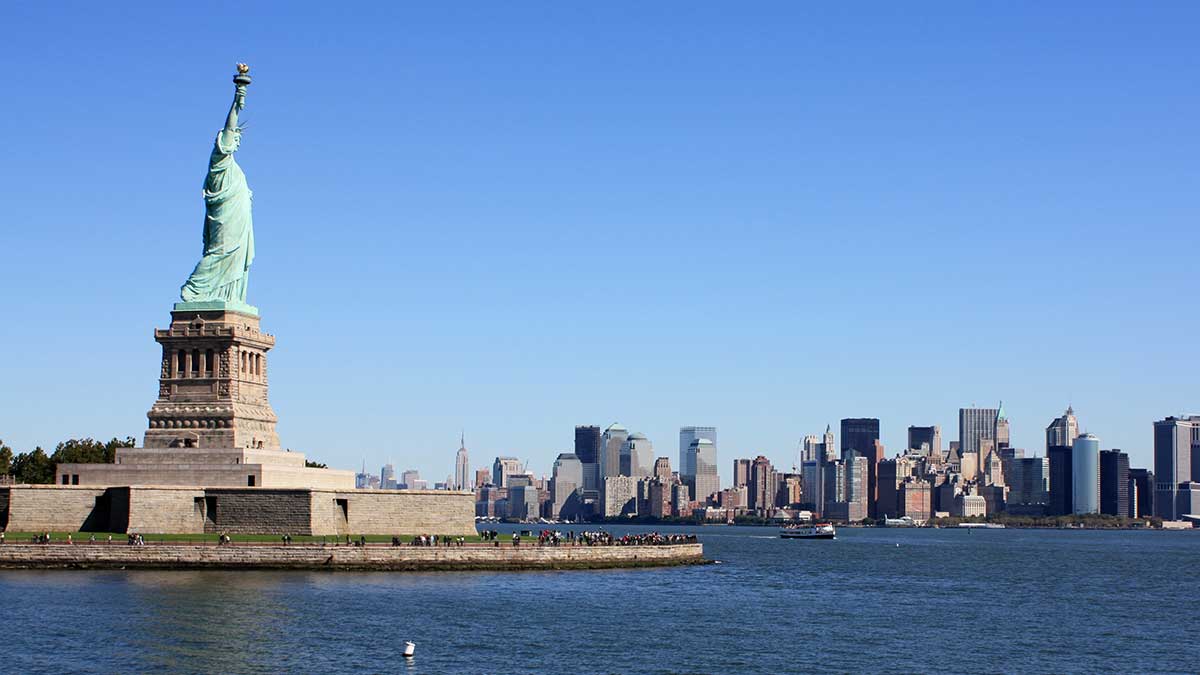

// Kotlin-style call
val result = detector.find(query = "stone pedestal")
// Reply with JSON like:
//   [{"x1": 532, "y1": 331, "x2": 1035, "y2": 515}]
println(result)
[{"x1": 145, "y1": 309, "x2": 279, "y2": 451}]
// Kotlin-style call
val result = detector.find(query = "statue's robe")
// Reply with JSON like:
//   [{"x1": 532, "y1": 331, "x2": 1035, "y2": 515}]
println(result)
[{"x1": 180, "y1": 131, "x2": 254, "y2": 303}]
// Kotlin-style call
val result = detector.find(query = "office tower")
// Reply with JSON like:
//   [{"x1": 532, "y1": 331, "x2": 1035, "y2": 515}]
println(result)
[
  {"x1": 908, "y1": 425, "x2": 942, "y2": 457},
  {"x1": 733, "y1": 458, "x2": 751, "y2": 487},
  {"x1": 822, "y1": 425, "x2": 836, "y2": 462},
  {"x1": 599, "y1": 424, "x2": 629, "y2": 483},
  {"x1": 380, "y1": 463, "x2": 396, "y2": 490},
  {"x1": 958, "y1": 407, "x2": 1000, "y2": 456},
  {"x1": 508, "y1": 485, "x2": 540, "y2": 521},
  {"x1": 454, "y1": 434, "x2": 470, "y2": 490},
  {"x1": 801, "y1": 435, "x2": 822, "y2": 463},
  {"x1": 1046, "y1": 406, "x2": 1080, "y2": 451},
  {"x1": 679, "y1": 426, "x2": 717, "y2": 476},
  {"x1": 876, "y1": 457, "x2": 914, "y2": 518},
  {"x1": 355, "y1": 460, "x2": 371, "y2": 489},
  {"x1": 801, "y1": 459, "x2": 822, "y2": 513},
  {"x1": 1128, "y1": 468, "x2": 1154, "y2": 519},
  {"x1": 1153, "y1": 416, "x2": 1200, "y2": 520},
  {"x1": 551, "y1": 453, "x2": 583, "y2": 519},
  {"x1": 995, "y1": 402, "x2": 1010, "y2": 449},
  {"x1": 671, "y1": 483, "x2": 692, "y2": 517},
  {"x1": 574, "y1": 425, "x2": 602, "y2": 492},
  {"x1": 1047, "y1": 445, "x2": 1073, "y2": 516},
  {"x1": 689, "y1": 438, "x2": 719, "y2": 505},
  {"x1": 1072, "y1": 434, "x2": 1100, "y2": 514},
  {"x1": 822, "y1": 460, "x2": 846, "y2": 513},
  {"x1": 844, "y1": 455, "x2": 870, "y2": 522},
  {"x1": 620, "y1": 432, "x2": 654, "y2": 478},
  {"x1": 747, "y1": 456, "x2": 777, "y2": 513},
  {"x1": 1099, "y1": 449, "x2": 1130, "y2": 517},
  {"x1": 1009, "y1": 457, "x2": 1050, "y2": 507},
  {"x1": 400, "y1": 469, "x2": 421, "y2": 489},
  {"x1": 653, "y1": 457, "x2": 672, "y2": 480},
  {"x1": 1176, "y1": 482, "x2": 1200, "y2": 517},
  {"x1": 841, "y1": 418, "x2": 882, "y2": 517},
  {"x1": 474, "y1": 468, "x2": 490, "y2": 489},
  {"x1": 647, "y1": 479, "x2": 672, "y2": 518},
  {"x1": 492, "y1": 456, "x2": 521, "y2": 489}
]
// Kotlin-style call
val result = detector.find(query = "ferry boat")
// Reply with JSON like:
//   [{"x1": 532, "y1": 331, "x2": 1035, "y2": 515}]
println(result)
[{"x1": 779, "y1": 523, "x2": 836, "y2": 540}]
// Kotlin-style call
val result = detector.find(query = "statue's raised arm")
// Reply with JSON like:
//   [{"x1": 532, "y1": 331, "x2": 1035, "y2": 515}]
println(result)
[{"x1": 177, "y1": 65, "x2": 258, "y2": 314}]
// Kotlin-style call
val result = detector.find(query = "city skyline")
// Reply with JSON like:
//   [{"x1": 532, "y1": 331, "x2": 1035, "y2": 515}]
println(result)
[{"x1": 3, "y1": 4, "x2": 1199, "y2": 484}]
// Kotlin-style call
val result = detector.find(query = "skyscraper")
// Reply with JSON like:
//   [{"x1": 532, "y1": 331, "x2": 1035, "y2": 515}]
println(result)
[
  {"x1": 733, "y1": 458, "x2": 750, "y2": 488},
  {"x1": 622, "y1": 432, "x2": 654, "y2": 477},
  {"x1": 844, "y1": 455, "x2": 870, "y2": 522},
  {"x1": 380, "y1": 463, "x2": 396, "y2": 490},
  {"x1": 907, "y1": 425, "x2": 942, "y2": 457},
  {"x1": 995, "y1": 402, "x2": 1010, "y2": 449},
  {"x1": 1128, "y1": 468, "x2": 1154, "y2": 519},
  {"x1": 747, "y1": 456, "x2": 776, "y2": 513},
  {"x1": 1047, "y1": 445, "x2": 1073, "y2": 516},
  {"x1": 1153, "y1": 416, "x2": 1200, "y2": 520},
  {"x1": 492, "y1": 456, "x2": 521, "y2": 489},
  {"x1": 1009, "y1": 456, "x2": 1049, "y2": 508},
  {"x1": 958, "y1": 407, "x2": 1000, "y2": 456},
  {"x1": 679, "y1": 426, "x2": 717, "y2": 481},
  {"x1": 653, "y1": 457, "x2": 672, "y2": 480},
  {"x1": 1046, "y1": 406, "x2": 1080, "y2": 451},
  {"x1": 841, "y1": 418, "x2": 882, "y2": 517},
  {"x1": 1099, "y1": 449, "x2": 1130, "y2": 517},
  {"x1": 1072, "y1": 434, "x2": 1099, "y2": 514},
  {"x1": 454, "y1": 433, "x2": 470, "y2": 491},
  {"x1": 599, "y1": 424, "x2": 629, "y2": 482},
  {"x1": 690, "y1": 438, "x2": 719, "y2": 505},
  {"x1": 551, "y1": 452, "x2": 583, "y2": 519},
  {"x1": 400, "y1": 468, "x2": 421, "y2": 490},
  {"x1": 574, "y1": 425, "x2": 602, "y2": 492}
]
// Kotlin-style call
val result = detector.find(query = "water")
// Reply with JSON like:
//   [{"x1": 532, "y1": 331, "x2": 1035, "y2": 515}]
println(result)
[{"x1": 1, "y1": 525, "x2": 1197, "y2": 674}]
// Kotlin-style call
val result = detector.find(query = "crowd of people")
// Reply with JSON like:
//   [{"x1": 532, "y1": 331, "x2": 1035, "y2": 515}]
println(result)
[
  {"x1": 535, "y1": 530, "x2": 698, "y2": 546},
  {"x1": 404, "y1": 534, "x2": 467, "y2": 547}
]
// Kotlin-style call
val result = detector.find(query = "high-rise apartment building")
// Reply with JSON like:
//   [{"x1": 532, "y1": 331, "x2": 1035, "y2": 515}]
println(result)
[
  {"x1": 733, "y1": 458, "x2": 751, "y2": 488},
  {"x1": 907, "y1": 425, "x2": 942, "y2": 457},
  {"x1": 844, "y1": 455, "x2": 870, "y2": 522},
  {"x1": 653, "y1": 456, "x2": 671, "y2": 480},
  {"x1": 603, "y1": 475, "x2": 637, "y2": 517},
  {"x1": 747, "y1": 456, "x2": 777, "y2": 513},
  {"x1": 1153, "y1": 416, "x2": 1200, "y2": 520},
  {"x1": 474, "y1": 467, "x2": 490, "y2": 489},
  {"x1": 1046, "y1": 406, "x2": 1080, "y2": 451},
  {"x1": 454, "y1": 434, "x2": 470, "y2": 491},
  {"x1": 1099, "y1": 449, "x2": 1130, "y2": 517},
  {"x1": 574, "y1": 425, "x2": 602, "y2": 492},
  {"x1": 1072, "y1": 434, "x2": 1100, "y2": 514}
]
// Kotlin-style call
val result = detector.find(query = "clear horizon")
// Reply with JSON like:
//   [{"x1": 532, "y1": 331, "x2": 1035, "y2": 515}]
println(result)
[{"x1": 3, "y1": 3, "x2": 1197, "y2": 484}]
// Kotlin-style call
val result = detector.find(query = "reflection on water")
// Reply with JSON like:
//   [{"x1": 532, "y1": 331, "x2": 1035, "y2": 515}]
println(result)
[{"x1": 0, "y1": 526, "x2": 1197, "y2": 674}]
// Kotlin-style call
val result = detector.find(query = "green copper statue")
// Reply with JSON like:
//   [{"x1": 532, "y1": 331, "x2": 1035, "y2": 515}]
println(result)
[{"x1": 178, "y1": 64, "x2": 257, "y2": 314}]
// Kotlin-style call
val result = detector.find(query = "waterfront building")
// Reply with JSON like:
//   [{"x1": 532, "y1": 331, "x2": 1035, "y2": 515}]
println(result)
[
  {"x1": 777, "y1": 473, "x2": 803, "y2": 508},
  {"x1": 1176, "y1": 482, "x2": 1200, "y2": 517},
  {"x1": 492, "y1": 456, "x2": 522, "y2": 489},
  {"x1": 844, "y1": 455, "x2": 870, "y2": 522},
  {"x1": 1072, "y1": 434, "x2": 1100, "y2": 514},
  {"x1": 599, "y1": 424, "x2": 629, "y2": 483},
  {"x1": 679, "y1": 426, "x2": 717, "y2": 479},
  {"x1": 822, "y1": 460, "x2": 846, "y2": 515},
  {"x1": 801, "y1": 459, "x2": 822, "y2": 513},
  {"x1": 551, "y1": 453, "x2": 583, "y2": 520},
  {"x1": 574, "y1": 425, "x2": 602, "y2": 492},
  {"x1": 876, "y1": 457, "x2": 914, "y2": 518},
  {"x1": 1099, "y1": 449, "x2": 1130, "y2": 517},
  {"x1": 622, "y1": 432, "x2": 654, "y2": 477},
  {"x1": 603, "y1": 475, "x2": 637, "y2": 517},
  {"x1": 1128, "y1": 468, "x2": 1154, "y2": 519},
  {"x1": 907, "y1": 425, "x2": 941, "y2": 457},
  {"x1": 454, "y1": 434, "x2": 470, "y2": 491},
  {"x1": 979, "y1": 485, "x2": 1006, "y2": 515},
  {"x1": 747, "y1": 456, "x2": 777, "y2": 513},
  {"x1": 733, "y1": 458, "x2": 751, "y2": 487},
  {"x1": 1008, "y1": 456, "x2": 1050, "y2": 509},
  {"x1": 1047, "y1": 445, "x2": 1073, "y2": 516},
  {"x1": 841, "y1": 418, "x2": 882, "y2": 517},
  {"x1": 899, "y1": 479, "x2": 931, "y2": 521},
  {"x1": 1152, "y1": 416, "x2": 1200, "y2": 520},
  {"x1": 959, "y1": 494, "x2": 987, "y2": 518},
  {"x1": 690, "y1": 438, "x2": 719, "y2": 505},
  {"x1": 1046, "y1": 406, "x2": 1080, "y2": 451},
  {"x1": 718, "y1": 485, "x2": 747, "y2": 510},
  {"x1": 958, "y1": 406, "x2": 999, "y2": 456}
]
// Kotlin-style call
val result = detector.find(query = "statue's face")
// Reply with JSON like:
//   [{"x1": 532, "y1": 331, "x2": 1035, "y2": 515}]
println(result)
[{"x1": 231, "y1": 131, "x2": 242, "y2": 151}]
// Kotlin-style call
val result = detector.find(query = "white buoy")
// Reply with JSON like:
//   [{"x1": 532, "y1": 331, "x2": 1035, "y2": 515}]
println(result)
[{"x1": 403, "y1": 641, "x2": 416, "y2": 658}]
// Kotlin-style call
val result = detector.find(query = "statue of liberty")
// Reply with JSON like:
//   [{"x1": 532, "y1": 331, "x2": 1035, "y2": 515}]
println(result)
[{"x1": 179, "y1": 64, "x2": 256, "y2": 313}]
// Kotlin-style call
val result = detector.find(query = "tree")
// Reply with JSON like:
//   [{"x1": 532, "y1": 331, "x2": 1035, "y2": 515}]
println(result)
[
  {"x1": 304, "y1": 460, "x2": 328, "y2": 469},
  {"x1": 0, "y1": 439, "x2": 12, "y2": 475},
  {"x1": 48, "y1": 436, "x2": 134, "y2": 466},
  {"x1": 11, "y1": 447, "x2": 54, "y2": 484}
]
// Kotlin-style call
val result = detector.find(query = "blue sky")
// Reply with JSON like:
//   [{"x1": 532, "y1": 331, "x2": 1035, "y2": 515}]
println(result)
[{"x1": 2, "y1": 3, "x2": 1196, "y2": 483}]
